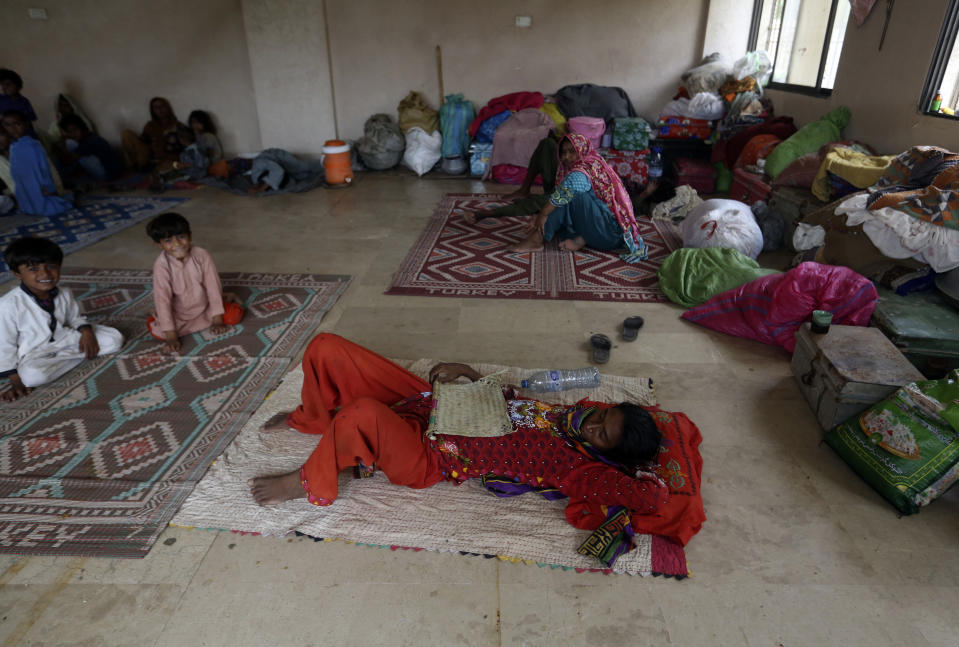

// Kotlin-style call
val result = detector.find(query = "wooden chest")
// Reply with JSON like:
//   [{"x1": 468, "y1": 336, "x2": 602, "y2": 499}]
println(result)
[{"x1": 791, "y1": 323, "x2": 925, "y2": 430}]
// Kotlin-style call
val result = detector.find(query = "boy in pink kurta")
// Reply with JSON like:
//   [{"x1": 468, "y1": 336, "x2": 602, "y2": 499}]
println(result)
[{"x1": 146, "y1": 212, "x2": 236, "y2": 353}]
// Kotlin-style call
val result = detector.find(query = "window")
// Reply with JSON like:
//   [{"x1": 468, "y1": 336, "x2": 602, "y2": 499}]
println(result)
[
  {"x1": 748, "y1": 0, "x2": 851, "y2": 95},
  {"x1": 920, "y1": 0, "x2": 959, "y2": 118}
]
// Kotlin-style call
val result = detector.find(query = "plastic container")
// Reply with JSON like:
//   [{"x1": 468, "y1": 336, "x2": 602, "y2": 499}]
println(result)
[
  {"x1": 648, "y1": 146, "x2": 664, "y2": 180},
  {"x1": 521, "y1": 368, "x2": 600, "y2": 392},
  {"x1": 568, "y1": 116, "x2": 606, "y2": 149},
  {"x1": 322, "y1": 140, "x2": 353, "y2": 185}
]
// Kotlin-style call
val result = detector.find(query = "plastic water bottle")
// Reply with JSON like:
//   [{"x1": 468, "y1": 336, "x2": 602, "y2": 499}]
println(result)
[
  {"x1": 521, "y1": 368, "x2": 601, "y2": 392},
  {"x1": 647, "y1": 146, "x2": 664, "y2": 180}
]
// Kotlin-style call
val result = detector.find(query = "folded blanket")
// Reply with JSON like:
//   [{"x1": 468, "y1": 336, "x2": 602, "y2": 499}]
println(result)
[
  {"x1": 681, "y1": 262, "x2": 877, "y2": 352},
  {"x1": 867, "y1": 145, "x2": 959, "y2": 229},
  {"x1": 485, "y1": 109, "x2": 554, "y2": 176},
  {"x1": 837, "y1": 193, "x2": 959, "y2": 272},
  {"x1": 811, "y1": 147, "x2": 895, "y2": 201}
]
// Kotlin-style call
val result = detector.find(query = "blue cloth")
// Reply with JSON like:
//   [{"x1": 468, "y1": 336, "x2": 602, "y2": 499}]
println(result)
[
  {"x1": 77, "y1": 155, "x2": 107, "y2": 180},
  {"x1": 549, "y1": 171, "x2": 591, "y2": 206},
  {"x1": 250, "y1": 148, "x2": 324, "y2": 190},
  {"x1": 439, "y1": 94, "x2": 475, "y2": 157},
  {"x1": 542, "y1": 189, "x2": 624, "y2": 251},
  {"x1": 178, "y1": 143, "x2": 209, "y2": 180},
  {"x1": 75, "y1": 133, "x2": 122, "y2": 180},
  {"x1": 475, "y1": 110, "x2": 511, "y2": 144},
  {"x1": 9, "y1": 137, "x2": 73, "y2": 216}
]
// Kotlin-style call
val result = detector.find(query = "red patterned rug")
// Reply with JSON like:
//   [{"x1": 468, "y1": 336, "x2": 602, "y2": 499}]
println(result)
[
  {"x1": 0, "y1": 269, "x2": 350, "y2": 557},
  {"x1": 386, "y1": 193, "x2": 682, "y2": 302}
]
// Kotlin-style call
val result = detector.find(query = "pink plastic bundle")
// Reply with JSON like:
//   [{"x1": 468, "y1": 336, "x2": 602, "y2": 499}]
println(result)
[
  {"x1": 567, "y1": 117, "x2": 606, "y2": 149},
  {"x1": 681, "y1": 262, "x2": 878, "y2": 352}
]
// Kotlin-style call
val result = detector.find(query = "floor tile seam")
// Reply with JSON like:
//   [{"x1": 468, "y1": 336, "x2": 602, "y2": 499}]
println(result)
[{"x1": 147, "y1": 529, "x2": 220, "y2": 647}]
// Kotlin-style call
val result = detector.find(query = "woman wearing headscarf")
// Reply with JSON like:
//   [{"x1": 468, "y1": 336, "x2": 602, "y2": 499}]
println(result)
[
  {"x1": 120, "y1": 97, "x2": 188, "y2": 172},
  {"x1": 509, "y1": 133, "x2": 648, "y2": 262},
  {"x1": 46, "y1": 94, "x2": 95, "y2": 146}
]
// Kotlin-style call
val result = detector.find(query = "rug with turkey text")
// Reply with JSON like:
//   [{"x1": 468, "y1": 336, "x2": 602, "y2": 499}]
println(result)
[{"x1": 386, "y1": 193, "x2": 682, "y2": 302}]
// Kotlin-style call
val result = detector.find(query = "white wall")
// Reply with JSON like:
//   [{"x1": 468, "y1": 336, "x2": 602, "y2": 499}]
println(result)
[
  {"x1": 241, "y1": 0, "x2": 336, "y2": 154},
  {"x1": 766, "y1": 0, "x2": 959, "y2": 153},
  {"x1": 0, "y1": 0, "x2": 262, "y2": 155},
  {"x1": 326, "y1": 0, "x2": 711, "y2": 140},
  {"x1": 1, "y1": 0, "x2": 718, "y2": 154},
  {"x1": 702, "y1": 0, "x2": 753, "y2": 62}
]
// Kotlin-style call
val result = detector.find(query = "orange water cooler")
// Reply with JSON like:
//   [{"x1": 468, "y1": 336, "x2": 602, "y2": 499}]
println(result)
[{"x1": 322, "y1": 140, "x2": 353, "y2": 186}]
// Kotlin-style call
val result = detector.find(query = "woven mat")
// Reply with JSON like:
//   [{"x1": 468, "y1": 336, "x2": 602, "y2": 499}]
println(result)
[
  {"x1": 0, "y1": 195, "x2": 187, "y2": 284},
  {"x1": 171, "y1": 361, "x2": 689, "y2": 577},
  {"x1": 0, "y1": 269, "x2": 350, "y2": 557},
  {"x1": 385, "y1": 193, "x2": 682, "y2": 302}
]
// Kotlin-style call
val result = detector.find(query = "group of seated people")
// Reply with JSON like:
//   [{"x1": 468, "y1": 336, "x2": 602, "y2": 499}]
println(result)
[
  {"x1": 1, "y1": 219, "x2": 682, "y2": 563},
  {"x1": 0, "y1": 67, "x2": 225, "y2": 216},
  {"x1": 0, "y1": 71, "x2": 701, "y2": 562}
]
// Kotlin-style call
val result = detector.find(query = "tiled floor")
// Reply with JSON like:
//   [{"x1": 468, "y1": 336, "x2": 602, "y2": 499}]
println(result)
[{"x1": 0, "y1": 175, "x2": 956, "y2": 646}]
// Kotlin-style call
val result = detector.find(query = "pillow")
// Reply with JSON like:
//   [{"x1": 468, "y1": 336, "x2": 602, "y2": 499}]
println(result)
[
  {"x1": 426, "y1": 372, "x2": 513, "y2": 438},
  {"x1": 765, "y1": 106, "x2": 851, "y2": 179},
  {"x1": 771, "y1": 153, "x2": 822, "y2": 188}
]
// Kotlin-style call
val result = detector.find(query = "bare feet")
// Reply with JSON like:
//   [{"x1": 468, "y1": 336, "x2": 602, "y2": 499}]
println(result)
[
  {"x1": 464, "y1": 209, "x2": 497, "y2": 225},
  {"x1": 247, "y1": 182, "x2": 270, "y2": 195},
  {"x1": 508, "y1": 232, "x2": 545, "y2": 252},
  {"x1": 260, "y1": 411, "x2": 294, "y2": 433},
  {"x1": 248, "y1": 471, "x2": 305, "y2": 505},
  {"x1": 558, "y1": 236, "x2": 587, "y2": 251}
]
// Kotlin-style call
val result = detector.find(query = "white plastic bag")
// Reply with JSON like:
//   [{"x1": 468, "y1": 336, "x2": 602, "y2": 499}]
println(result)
[
  {"x1": 732, "y1": 50, "x2": 773, "y2": 86},
  {"x1": 659, "y1": 92, "x2": 725, "y2": 120},
  {"x1": 681, "y1": 53, "x2": 732, "y2": 95},
  {"x1": 680, "y1": 198, "x2": 764, "y2": 259},
  {"x1": 402, "y1": 127, "x2": 442, "y2": 176},
  {"x1": 687, "y1": 92, "x2": 726, "y2": 120},
  {"x1": 792, "y1": 223, "x2": 827, "y2": 251}
]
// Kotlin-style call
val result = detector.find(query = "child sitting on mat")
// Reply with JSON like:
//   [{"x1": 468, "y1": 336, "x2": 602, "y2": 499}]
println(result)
[
  {"x1": 0, "y1": 237, "x2": 124, "y2": 401},
  {"x1": 145, "y1": 212, "x2": 243, "y2": 353}
]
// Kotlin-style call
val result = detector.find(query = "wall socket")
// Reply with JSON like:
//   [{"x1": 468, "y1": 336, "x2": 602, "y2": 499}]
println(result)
[
  {"x1": 514, "y1": 15, "x2": 532, "y2": 28},
  {"x1": 27, "y1": 8, "x2": 48, "y2": 20}
]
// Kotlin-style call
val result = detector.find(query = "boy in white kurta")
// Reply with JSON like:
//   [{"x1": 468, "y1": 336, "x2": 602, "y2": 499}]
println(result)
[{"x1": 0, "y1": 237, "x2": 123, "y2": 401}]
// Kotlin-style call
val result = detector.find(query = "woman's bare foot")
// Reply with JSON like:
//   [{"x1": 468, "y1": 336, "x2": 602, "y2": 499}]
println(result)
[
  {"x1": 508, "y1": 232, "x2": 545, "y2": 252},
  {"x1": 248, "y1": 471, "x2": 305, "y2": 505},
  {"x1": 261, "y1": 411, "x2": 294, "y2": 433},
  {"x1": 464, "y1": 209, "x2": 497, "y2": 225},
  {"x1": 558, "y1": 236, "x2": 587, "y2": 251}
]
